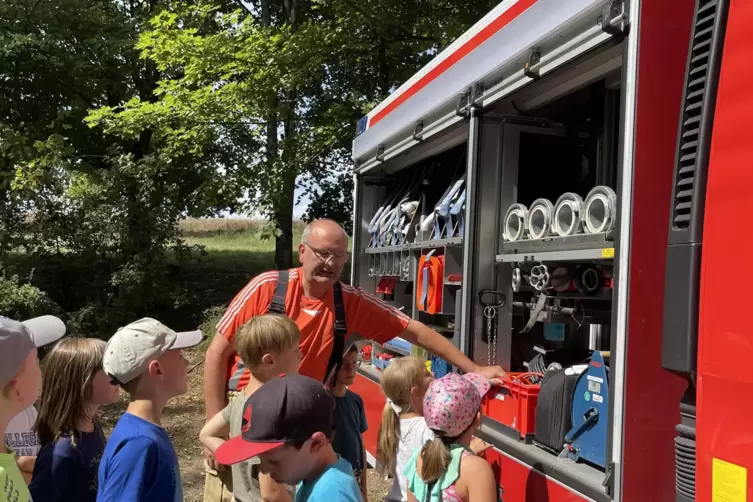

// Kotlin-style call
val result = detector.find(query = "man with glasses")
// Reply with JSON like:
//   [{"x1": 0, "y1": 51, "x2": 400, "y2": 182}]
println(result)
[{"x1": 202, "y1": 219, "x2": 506, "y2": 499}]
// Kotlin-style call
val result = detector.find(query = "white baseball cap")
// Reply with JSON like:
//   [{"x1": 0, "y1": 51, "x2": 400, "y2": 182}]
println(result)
[
  {"x1": 0, "y1": 315, "x2": 66, "y2": 388},
  {"x1": 103, "y1": 317, "x2": 204, "y2": 385}
]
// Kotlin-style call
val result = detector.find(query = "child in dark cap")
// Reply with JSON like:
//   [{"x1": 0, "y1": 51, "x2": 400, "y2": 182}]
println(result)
[{"x1": 215, "y1": 374, "x2": 362, "y2": 502}]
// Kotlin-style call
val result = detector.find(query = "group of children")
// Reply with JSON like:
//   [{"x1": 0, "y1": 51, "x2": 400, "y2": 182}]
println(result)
[{"x1": 1, "y1": 311, "x2": 499, "y2": 502}]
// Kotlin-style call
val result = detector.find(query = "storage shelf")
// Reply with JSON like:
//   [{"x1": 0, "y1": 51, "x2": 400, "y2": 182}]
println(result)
[
  {"x1": 501, "y1": 232, "x2": 613, "y2": 252},
  {"x1": 365, "y1": 237, "x2": 463, "y2": 254},
  {"x1": 477, "y1": 417, "x2": 610, "y2": 502},
  {"x1": 497, "y1": 246, "x2": 614, "y2": 263},
  {"x1": 380, "y1": 341, "x2": 411, "y2": 357}
]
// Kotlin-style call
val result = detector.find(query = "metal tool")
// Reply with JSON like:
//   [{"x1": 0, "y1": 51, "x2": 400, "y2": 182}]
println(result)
[{"x1": 479, "y1": 290, "x2": 506, "y2": 366}]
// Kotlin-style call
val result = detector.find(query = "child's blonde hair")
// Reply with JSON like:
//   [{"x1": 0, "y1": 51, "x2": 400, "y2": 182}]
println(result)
[
  {"x1": 376, "y1": 356, "x2": 427, "y2": 477},
  {"x1": 235, "y1": 314, "x2": 300, "y2": 369},
  {"x1": 35, "y1": 338, "x2": 105, "y2": 446}
]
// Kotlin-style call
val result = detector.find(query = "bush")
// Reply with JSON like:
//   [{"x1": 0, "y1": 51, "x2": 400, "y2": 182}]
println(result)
[
  {"x1": 0, "y1": 274, "x2": 62, "y2": 321},
  {"x1": 196, "y1": 305, "x2": 228, "y2": 353}
]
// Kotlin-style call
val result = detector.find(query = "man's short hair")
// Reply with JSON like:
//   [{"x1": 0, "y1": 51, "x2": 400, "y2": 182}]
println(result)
[{"x1": 236, "y1": 314, "x2": 300, "y2": 369}]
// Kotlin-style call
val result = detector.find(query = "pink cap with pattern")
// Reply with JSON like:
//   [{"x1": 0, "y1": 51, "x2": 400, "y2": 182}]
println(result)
[{"x1": 423, "y1": 372, "x2": 491, "y2": 438}]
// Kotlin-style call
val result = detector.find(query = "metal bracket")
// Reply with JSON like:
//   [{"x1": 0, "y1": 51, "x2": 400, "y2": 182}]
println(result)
[
  {"x1": 455, "y1": 89, "x2": 471, "y2": 118},
  {"x1": 376, "y1": 145, "x2": 385, "y2": 163},
  {"x1": 603, "y1": 462, "x2": 616, "y2": 496},
  {"x1": 599, "y1": 0, "x2": 625, "y2": 35},
  {"x1": 523, "y1": 50, "x2": 541, "y2": 80},
  {"x1": 413, "y1": 121, "x2": 424, "y2": 142},
  {"x1": 469, "y1": 83, "x2": 484, "y2": 113}
]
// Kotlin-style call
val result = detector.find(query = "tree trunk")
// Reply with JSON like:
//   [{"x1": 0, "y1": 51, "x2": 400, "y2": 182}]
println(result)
[{"x1": 273, "y1": 0, "x2": 300, "y2": 270}]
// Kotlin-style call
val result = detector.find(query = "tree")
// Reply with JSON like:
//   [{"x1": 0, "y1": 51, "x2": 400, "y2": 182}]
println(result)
[
  {"x1": 0, "y1": 0, "x2": 242, "y2": 334},
  {"x1": 88, "y1": 0, "x2": 497, "y2": 268}
]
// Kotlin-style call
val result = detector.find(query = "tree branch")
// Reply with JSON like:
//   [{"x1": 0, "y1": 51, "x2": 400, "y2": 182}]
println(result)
[{"x1": 339, "y1": 0, "x2": 440, "y2": 44}]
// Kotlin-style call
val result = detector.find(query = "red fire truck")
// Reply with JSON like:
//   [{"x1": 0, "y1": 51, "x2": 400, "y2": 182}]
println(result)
[{"x1": 349, "y1": 0, "x2": 751, "y2": 501}]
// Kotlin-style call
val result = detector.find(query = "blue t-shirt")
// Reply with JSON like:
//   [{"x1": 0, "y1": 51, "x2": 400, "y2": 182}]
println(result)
[
  {"x1": 97, "y1": 413, "x2": 183, "y2": 502},
  {"x1": 331, "y1": 390, "x2": 368, "y2": 475},
  {"x1": 29, "y1": 423, "x2": 107, "y2": 502},
  {"x1": 295, "y1": 456, "x2": 362, "y2": 502}
]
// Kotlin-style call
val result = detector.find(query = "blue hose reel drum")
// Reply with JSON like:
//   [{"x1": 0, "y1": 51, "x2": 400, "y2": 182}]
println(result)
[{"x1": 564, "y1": 351, "x2": 609, "y2": 469}]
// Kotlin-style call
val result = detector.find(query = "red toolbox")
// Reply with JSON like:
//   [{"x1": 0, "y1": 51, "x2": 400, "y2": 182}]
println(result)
[{"x1": 482, "y1": 372, "x2": 543, "y2": 440}]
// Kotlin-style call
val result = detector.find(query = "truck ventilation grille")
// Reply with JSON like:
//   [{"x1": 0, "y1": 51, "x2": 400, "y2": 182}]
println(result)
[{"x1": 672, "y1": 0, "x2": 719, "y2": 229}]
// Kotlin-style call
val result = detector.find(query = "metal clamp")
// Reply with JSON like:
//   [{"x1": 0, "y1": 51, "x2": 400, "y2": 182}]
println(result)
[
  {"x1": 376, "y1": 145, "x2": 386, "y2": 163},
  {"x1": 455, "y1": 90, "x2": 471, "y2": 118},
  {"x1": 599, "y1": 0, "x2": 626, "y2": 35},
  {"x1": 524, "y1": 50, "x2": 542, "y2": 80},
  {"x1": 413, "y1": 121, "x2": 424, "y2": 142},
  {"x1": 469, "y1": 83, "x2": 484, "y2": 113}
]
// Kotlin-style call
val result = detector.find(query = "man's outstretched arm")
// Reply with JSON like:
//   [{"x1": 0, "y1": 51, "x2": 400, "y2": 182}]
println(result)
[{"x1": 399, "y1": 320, "x2": 507, "y2": 383}]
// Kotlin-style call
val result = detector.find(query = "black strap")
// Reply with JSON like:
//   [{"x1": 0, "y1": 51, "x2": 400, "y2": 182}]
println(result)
[
  {"x1": 324, "y1": 281, "x2": 348, "y2": 384},
  {"x1": 268, "y1": 270, "x2": 289, "y2": 314},
  {"x1": 267, "y1": 270, "x2": 348, "y2": 384}
]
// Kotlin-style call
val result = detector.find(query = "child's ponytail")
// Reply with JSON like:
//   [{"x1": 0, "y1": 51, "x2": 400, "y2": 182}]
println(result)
[
  {"x1": 418, "y1": 437, "x2": 451, "y2": 484},
  {"x1": 377, "y1": 401, "x2": 400, "y2": 476},
  {"x1": 376, "y1": 356, "x2": 427, "y2": 476}
]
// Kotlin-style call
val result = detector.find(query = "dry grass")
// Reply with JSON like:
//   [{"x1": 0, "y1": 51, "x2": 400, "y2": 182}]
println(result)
[{"x1": 180, "y1": 218, "x2": 307, "y2": 237}]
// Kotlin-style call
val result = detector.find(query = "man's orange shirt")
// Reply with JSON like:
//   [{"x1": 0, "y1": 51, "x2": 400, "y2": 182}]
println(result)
[{"x1": 216, "y1": 267, "x2": 411, "y2": 390}]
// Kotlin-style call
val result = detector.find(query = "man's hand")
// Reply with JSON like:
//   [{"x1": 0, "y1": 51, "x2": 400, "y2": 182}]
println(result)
[
  {"x1": 473, "y1": 365, "x2": 508, "y2": 386},
  {"x1": 203, "y1": 446, "x2": 225, "y2": 472}
]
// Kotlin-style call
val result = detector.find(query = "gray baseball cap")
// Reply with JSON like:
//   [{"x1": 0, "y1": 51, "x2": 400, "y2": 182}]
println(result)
[
  {"x1": 103, "y1": 317, "x2": 204, "y2": 385},
  {"x1": 0, "y1": 315, "x2": 67, "y2": 388}
]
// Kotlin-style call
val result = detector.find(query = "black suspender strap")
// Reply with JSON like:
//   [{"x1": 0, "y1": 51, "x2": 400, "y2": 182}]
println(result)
[
  {"x1": 324, "y1": 281, "x2": 348, "y2": 384},
  {"x1": 268, "y1": 270, "x2": 289, "y2": 314},
  {"x1": 265, "y1": 269, "x2": 347, "y2": 384}
]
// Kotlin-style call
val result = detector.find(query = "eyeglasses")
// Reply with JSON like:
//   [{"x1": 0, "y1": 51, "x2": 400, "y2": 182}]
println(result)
[{"x1": 304, "y1": 243, "x2": 351, "y2": 265}]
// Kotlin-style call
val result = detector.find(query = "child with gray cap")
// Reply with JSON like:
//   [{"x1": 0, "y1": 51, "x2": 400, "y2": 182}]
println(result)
[
  {"x1": 0, "y1": 315, "x2": 66, "y2": 502},
  {"x1": 96, "y1": 317, "x2": 203, "y2": 502},
  {"x1": 4, "y1": 315, "x2": 67, "y2": 484}
]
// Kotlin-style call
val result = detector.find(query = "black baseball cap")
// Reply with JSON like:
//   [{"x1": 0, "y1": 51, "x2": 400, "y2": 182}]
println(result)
[{"x1": 215, "y1": 374, "x2": 335, "y2": 465}]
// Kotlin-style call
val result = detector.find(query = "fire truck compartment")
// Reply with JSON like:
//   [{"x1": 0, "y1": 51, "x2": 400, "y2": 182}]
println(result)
[{"x1": 349, "y1": 2, "x2": 638, "y2": 500}]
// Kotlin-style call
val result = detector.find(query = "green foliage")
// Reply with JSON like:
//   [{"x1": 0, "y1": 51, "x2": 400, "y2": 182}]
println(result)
[
  {"x1": 0, "y1": 274, "x2": 61, "y2": 321},
  {"x1": 0, "y1": 0, "x2": 496, "y2": 337}
]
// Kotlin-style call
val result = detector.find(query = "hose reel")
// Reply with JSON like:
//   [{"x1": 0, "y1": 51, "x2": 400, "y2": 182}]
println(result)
[
  {"x1": 503, "y1": 203, "x2": 529, "y2": 242},
  {"x1": 584, "y1": 186, "x2": 617, "y2": 234},
  {"x1": 553, "y1": 193, "x2": 585, "y2": 237},
  {"x1": 527, "y1": 198, "x2": 554, "y2": 240}
]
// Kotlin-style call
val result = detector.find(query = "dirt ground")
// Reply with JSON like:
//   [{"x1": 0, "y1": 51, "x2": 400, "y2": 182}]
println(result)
[{"x1": 100, "y1": 349, "x2": 392, "y2": 502}]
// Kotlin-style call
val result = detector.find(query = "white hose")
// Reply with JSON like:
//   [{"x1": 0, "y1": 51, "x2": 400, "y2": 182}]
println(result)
[
  {"x1": 553, "y1": 192, "x2": 585, "y2": 237},
  {"x1": 584, "y1": 186, "x2": 618, "y2": 234},
  {"x1": 503, "y1": 203, "x2": 529, "y2": 242},
  {"x1": 527, "y1": 199, "x2": 554, "y2": 240}
]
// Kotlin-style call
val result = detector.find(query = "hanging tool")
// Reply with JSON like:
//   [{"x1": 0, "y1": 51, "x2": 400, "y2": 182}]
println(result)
[
  {"x1": 433, "y1": 175, "x2": 466, "y2": 239},
  {"x1": 479, "y1": 290, "x2": 506, "y2": 366},
  {"x1": 521, "y1": 293, "x2": 548, "y2": 333}
]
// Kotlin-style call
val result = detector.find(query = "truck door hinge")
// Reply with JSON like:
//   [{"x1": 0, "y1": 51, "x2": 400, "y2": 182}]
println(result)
[
  {"x1": 599, "y1": 0, "x2": 627, "y2": 35},
  {"x1": 603, "y1": 461, "x2": 616, "y2": 496}
]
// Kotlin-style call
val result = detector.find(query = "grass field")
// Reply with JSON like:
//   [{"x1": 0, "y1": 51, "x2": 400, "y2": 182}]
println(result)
[{"x1": 99, "y1": 218, "x2": 390, "y2": 502}]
